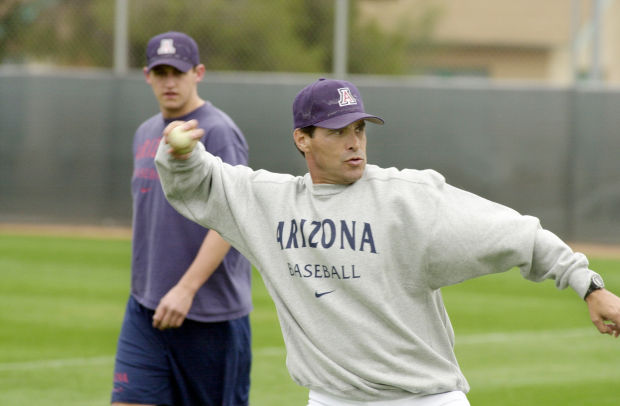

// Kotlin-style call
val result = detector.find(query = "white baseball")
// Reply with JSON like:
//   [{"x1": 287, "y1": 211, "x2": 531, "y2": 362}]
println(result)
[{"x1": 168, "y1": 126, "x2": 197, "y2": 154}]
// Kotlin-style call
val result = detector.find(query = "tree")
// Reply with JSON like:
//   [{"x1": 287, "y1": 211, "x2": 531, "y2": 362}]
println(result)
[{"x1": 0, "y1": 0, "x2": 435, "y2": 75}]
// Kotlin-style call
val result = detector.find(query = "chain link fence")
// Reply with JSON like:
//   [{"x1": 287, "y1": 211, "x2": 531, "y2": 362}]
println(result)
[
  {"x1": 3, "y1": 0, "x2": 620, "y2": 241},
  {"x1": 1, "y1": 0, "x2": 413, "y2": 75},
  {"x1": 2, "y1": 0, "x2": 619, "y2": 83}
]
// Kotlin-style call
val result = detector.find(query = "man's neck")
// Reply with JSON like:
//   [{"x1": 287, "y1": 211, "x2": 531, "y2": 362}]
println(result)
[{"x1": 162, "y1": 98, "x2": 205, "y2": 119}]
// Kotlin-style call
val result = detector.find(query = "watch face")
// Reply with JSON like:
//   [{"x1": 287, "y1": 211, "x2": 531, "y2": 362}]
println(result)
[{"x1": 592, "y1": 274, "x2": 605, "y2": 289}]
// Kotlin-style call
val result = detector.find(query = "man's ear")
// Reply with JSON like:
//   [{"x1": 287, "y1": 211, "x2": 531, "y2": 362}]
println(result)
[
  {"x1": 194, "y1": 64, "x2": 206, "y2": 82},
  {"x1": 143, "y1": 67, "x2": 151, "y2": 84},
  {"x1": 293, "y1": 128, "x2": 310, "y2": 154}
]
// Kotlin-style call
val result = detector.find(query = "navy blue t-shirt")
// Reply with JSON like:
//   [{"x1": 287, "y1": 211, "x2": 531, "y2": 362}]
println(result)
[{"x1": 131, "y1": 102, "x2": 252, "y2": 322}]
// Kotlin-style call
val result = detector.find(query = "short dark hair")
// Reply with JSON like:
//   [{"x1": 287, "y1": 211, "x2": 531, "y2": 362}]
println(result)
[{"x1": 295, "y1": 125, "x2": 315, "y2": 156}]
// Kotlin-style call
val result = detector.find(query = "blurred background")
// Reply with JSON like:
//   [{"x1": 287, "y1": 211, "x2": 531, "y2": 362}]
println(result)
[{"x1": 1, "y1": 0, "x2": 620, "y2": 243}]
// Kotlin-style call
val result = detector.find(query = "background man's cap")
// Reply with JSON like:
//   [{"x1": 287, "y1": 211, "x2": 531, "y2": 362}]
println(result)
[
  {"x1": 293, "y1": 78, "x2": 384, "y2": 129},
  {"x1": 146, "y1": 31, "x2": 200, "y2": 73}
]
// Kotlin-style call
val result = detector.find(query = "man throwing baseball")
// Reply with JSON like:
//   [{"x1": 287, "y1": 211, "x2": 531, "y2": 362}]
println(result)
[{"x1": 155, "y1": 78, "x2": 620, "y2": 406}]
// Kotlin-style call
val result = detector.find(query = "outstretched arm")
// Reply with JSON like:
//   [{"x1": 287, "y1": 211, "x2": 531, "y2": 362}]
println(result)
[{"x1": 585, "y1": 289, "x2": 620, "y2": 337}]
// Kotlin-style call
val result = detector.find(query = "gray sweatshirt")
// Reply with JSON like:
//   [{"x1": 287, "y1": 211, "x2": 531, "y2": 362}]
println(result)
[{"x1": 155, "y1": 141, "x2": 596, "y2": 401}]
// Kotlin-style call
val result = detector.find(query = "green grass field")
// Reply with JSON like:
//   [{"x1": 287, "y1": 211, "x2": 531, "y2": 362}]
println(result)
[{"x1": 1, "y1": 231, "x2": 619, "y2": 405}]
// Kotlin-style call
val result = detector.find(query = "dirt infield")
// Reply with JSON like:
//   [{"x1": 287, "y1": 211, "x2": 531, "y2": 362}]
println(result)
[
  {"x1": 2, "y1": 222, "x2": 620, "y2": 260},
  {"x1": 0, "y1": 223, "x2": 132, "y2": 240},
  {"x1": 566, "y1": 243, "x2": 620, "y2": 260}
]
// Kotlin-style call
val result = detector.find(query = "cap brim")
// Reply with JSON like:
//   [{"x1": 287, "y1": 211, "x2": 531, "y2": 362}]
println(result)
[
  {"x1": 147, "y1": 58, "x2": 193, "y2": 73},
  {"x1": 314, "y1": 112, "x2": 384, "y2": 130}
]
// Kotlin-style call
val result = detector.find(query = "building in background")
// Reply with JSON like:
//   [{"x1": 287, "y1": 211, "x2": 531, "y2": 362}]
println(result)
[{"x1": 360, "y1": 0, "x2": 620, "y2": 84}]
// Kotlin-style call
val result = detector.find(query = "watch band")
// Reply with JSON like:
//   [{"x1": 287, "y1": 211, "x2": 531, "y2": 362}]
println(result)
[{"x1": 584, "y1": 274, "x2": 605, "y2": 300}]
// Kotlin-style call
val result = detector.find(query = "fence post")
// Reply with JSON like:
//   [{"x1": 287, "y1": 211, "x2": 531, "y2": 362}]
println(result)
[
  {"x1": 590, "y1": 0, "x2": 603, "y2": 82},
  {"x1": 333, "y1": 0, "x2": 349, "y2": 79},
  {"x1": 114, "y1": 0, "x2": 129, "y2": 75}
]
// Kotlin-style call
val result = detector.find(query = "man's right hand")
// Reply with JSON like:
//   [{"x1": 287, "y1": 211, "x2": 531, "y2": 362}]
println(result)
[{"x1": 163, "y1": 119, "x2": 204, "y2": 159}]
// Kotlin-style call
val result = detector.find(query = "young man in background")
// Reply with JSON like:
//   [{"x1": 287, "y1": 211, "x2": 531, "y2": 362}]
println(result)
[{"x1": 111, "y1": 31, "x2": 252, "y2": 406}]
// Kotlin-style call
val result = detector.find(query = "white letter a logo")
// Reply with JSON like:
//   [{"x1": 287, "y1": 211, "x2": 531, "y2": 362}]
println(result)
[
  {"x1": 338, "y1": 88, "x2": 357, "y2": 106},
  {"x1": 157, "y1": 39, "x2": 176, "y2": 55}
]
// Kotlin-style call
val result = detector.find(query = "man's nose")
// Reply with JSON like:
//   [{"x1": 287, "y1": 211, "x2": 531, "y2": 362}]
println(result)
[
  {"x1": 346, "y1": 131, "x2": 360, "y2": 150},
  {"x1": 164, "y1": 73, "x2": 176, "y2": 85}
]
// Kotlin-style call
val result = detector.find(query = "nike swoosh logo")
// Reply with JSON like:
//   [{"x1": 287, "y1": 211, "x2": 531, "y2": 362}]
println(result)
[{"x1": 315, "y1": 290, "x2": 335, "y2": 298}]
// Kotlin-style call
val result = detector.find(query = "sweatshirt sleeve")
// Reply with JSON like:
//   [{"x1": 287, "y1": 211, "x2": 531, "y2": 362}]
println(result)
[
  {"x1": 426, "y1": 180, "x2": 595, "y2": 298},
  {"x1": 154, "y1": 139, "x2": 253, "y2": 258}
]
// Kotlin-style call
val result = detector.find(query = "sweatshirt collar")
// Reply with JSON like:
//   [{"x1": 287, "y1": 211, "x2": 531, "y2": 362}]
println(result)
[{"x1": 303, "y1": 168, "x2": 368, "y2": 196}]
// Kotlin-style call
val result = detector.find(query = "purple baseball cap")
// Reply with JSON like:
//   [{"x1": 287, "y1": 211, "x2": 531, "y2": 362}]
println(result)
[
  {"x1": 146, "y1": 31, "x2": 200, "y2": 73},
  {"x1": 293, "y1": 78, "x2": 384, "y2": 129}
]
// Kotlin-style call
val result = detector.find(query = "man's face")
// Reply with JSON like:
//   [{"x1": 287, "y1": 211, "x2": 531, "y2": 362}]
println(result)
[
  {"x1": 144, "y1": 64, "x2": 203, "y2": 118},
  {"x1": 298, "y1": 120, "x2": 368, "y2": 185}
]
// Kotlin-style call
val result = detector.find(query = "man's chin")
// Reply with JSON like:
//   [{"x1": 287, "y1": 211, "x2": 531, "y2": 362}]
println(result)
[
  {"x1": 343, "y1": 167, "x2": 365, "y2": 184},
  {"x1": 160, "y1": 102, "x2": 184, "y2": 117}
]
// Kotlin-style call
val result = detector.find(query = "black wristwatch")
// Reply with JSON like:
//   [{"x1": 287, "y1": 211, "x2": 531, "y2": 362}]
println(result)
[{"x1": 584, "y1": 274, "x2": 605, "y2": 300}]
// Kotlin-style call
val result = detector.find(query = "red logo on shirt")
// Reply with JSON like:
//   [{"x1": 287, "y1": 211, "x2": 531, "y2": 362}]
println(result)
[{"x1": 114, "y1": 372, "x2": 129, "y2": 383}]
